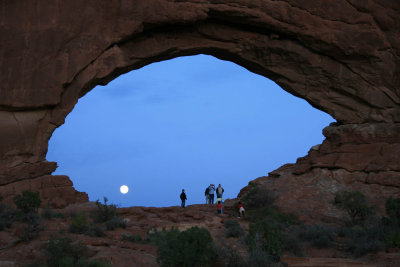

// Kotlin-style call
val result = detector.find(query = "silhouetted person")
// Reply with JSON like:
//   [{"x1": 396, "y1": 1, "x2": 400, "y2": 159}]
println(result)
[
  {"x1": 208, "y1": 184, "x2": 216, "y2": 204},
  {"x1": 205, "y1": 186, "x2": 210, "y2": 204},
  {"x1": 216, "y1": 184, "x2": 224, "y2": 203},
  {"x1": 180, "y1": 189, "x2": 187, "y2": 208}
]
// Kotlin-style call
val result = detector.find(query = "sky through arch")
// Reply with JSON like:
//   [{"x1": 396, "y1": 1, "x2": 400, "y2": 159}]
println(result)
[{"x1": 47, "y1": 55, "x2": 335, "y2": 207}]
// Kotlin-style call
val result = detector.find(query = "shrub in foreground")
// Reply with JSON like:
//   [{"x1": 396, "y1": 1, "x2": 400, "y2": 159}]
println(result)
[
  {"x1": 248, "y1": 220, "x2": 282, "y2": 262},
  {"x1": 153, "y1": 226, "x2": 215, "y2": 267},
  {"x1": 44, "y1": 236, "x2": 111, "y2": 267},
  {"x1": 224, "y1": 219, "x2": 244, "y2": 238}
]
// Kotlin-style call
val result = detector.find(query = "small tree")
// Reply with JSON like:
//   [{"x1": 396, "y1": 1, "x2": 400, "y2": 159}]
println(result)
[{"x1": 334, "y1": 191, "x2": 375, "y2": 225}]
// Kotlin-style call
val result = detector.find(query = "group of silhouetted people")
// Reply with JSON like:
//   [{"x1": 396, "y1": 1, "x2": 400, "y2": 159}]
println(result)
[
  {"x1": 179, "y1": 184, "x2": 225, "y2": 209},
  {"x1": 204, "y1": 184, "x2": 224, "y2": 205},
  {"x1": 179, "y1": 184, "x2": 245, "y2": 217}
]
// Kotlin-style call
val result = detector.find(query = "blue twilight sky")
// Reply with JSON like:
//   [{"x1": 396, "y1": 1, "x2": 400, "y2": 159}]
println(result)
[{"x1": 47, "y1": 55, "x2": 335, "y2": 207}]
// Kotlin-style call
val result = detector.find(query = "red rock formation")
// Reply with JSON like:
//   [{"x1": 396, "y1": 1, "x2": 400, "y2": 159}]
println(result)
[{"x1": 0, "y1": 0, "x2": 399, "y2": 210}]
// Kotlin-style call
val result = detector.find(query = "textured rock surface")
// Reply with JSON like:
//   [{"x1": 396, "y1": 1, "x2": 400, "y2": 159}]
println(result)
[{"x1": 0, "y1": 1, "x2": 399, "y2": 208}]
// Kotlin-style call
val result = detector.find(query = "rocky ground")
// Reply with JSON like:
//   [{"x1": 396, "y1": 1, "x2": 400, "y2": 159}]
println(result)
[{"x1": 0, "y1": 199, "x2": 399, "y2": 267}]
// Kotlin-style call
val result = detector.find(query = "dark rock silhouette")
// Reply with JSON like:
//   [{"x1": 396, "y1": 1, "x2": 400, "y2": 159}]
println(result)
[{"x1": 0, "y1": 1, "x2": 399, "y2": 222}]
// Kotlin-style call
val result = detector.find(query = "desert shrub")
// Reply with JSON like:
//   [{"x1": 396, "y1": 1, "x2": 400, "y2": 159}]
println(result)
[
  {"x1": 13, "y1": 190, "x2": 41, "y2": 224},
  {"x1": 85, "y1": 225, "x2": 106, "y2": 237},
  {"x1": 298, "y1": 224, "x2": 335, "y2": 248},
  {"x1": 248, "y1": 220, "x2": 282, "y2": 262},
  {"x1": 334, "y1": 191, "x2": 376, "y2": 225},
  {"x1": 246, "y1": 206, "x2": 298, "y2": 227},
  {"x1": 69, "y1": 212, "x2": 90, "y2": 234},
  {"x1": 215, "y1": 245, "x2": 247, "y2": 267},
  {"x1": 41, "y1": 206, "x2": 66, "y2": 220},
  {"x1": 69, "y1": 212, "x2": 105, "y2": 237},
  {"x1": 13, "y1": 190, "x2": 41, "y2": 214},
  {"x1": 21, "y1": 220, "x2": 41, "y2": 242},
  {"x1": 105, "y1": 216, "x2": 126, "y2": 230},
  {"x1": 381, "y1": 214, "x2": 400, "y2": 249},
  {"x1": 247, "y1": 232, "x2": 284, "y2": 267},
  {"x1": 338, "y1": 216, "x2": 386, "y2": 257},
  {"x1": 45, "y1": 236, "x2": 111, "y2": 267},
  {"x1": 153, "y1": 226, "x2": 214, "y2": 267},
  {"x1": 240, "y1": 186, "x2": 277, "y2": 210},
  {"x1": 90, "y1": 197, "x2": 125, "y2": 231},
  {"x1": 91, "y1": 197, "x2": 118, "y2": 223},
  {"x1": 0, "y1": 198, "x2": 15, "y2": 230},
  {"x1": 386, "y1": 196, "x2": 400, "y2": 221},
  {"x1": 385, "y1": 231, "x2": 400, "y2": 248},
  {"x1": 224, "y1": 219, "x2": 244, "y2": 238},
  {"x1": 280, "y1": 226, "x2": 304, "y2": 257},
  {"x1": 122, "y1": 233, "x2": 143, "y2": 243}
]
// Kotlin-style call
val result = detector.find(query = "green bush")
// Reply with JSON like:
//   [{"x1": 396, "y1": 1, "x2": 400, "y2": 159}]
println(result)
[
  {"x1": 247, "y1": 236, "x2": 280, "y2": 267},
  {"x1": 13, "y1": 190, "x2": 41, "y2": 214},
  {"x1": 45, "y1": 236, "x2": 111, "y2": 267},
  {"x1": 386, "y1": 196, "x2": 400, "y2": 221},
  {"x1": 334, "y1": 191, "x2": 376, "y2": 225},
  {"x1": 90, "y1": 197, "x2": 125, "y2": 231},
  {"x1": 224, "y1": 220, "x2": 244, "y2": 238},
  {"x1": 215, "y1": 245, "x2": 247, "y2": 267},
  {"x1": 105, "y1": 216, "x2": 126, "y2": 230},
  {"x1": 385, "y1": 231, "x2": 400, "y2": 248},
  {"x1": 91, "y1": 197, "x2": 118, "y2": 223},
  {"x1": 41, "y1": 206, "x2": 66, "y2": 220},
  {"x1": 246, "y1": 206, "x2": 298, "y2": 227},
  {"x1": 248, "y1": 220, "x2": 282, "y2": 262},
  {"x1": 153, "y1": 226, "x2": 215, "y2": 267},
  {"x1": 240, "y1": 187, "x2": 277, "y2": 210},
  {"x1": 69, "y1": 212, "x2": 90, "y2": 234},
  {"x1": 122, "y1": 233, "x2": 143, "y2": 243},
  {"x1": 69, "y1": 212, "x2": 105, "y2": 237},
  {"x1": 280, "y1": 226, "x2": 304, "y2": 257},
  {"x1": 21, "y1": 221, "x2": 41, "y2": 242},
  {"x1": 0, "y1": 201, "x2": 15, "y2": 230},
  {"x1": 298, "y1": 224, "x2": 335, "y2": 248},
  {"x1": 338, "y1": 217, "x2": 386, "y2": 257},
  {"x1": 382, "y1": 214, "x2": 400, "y2": 249}
]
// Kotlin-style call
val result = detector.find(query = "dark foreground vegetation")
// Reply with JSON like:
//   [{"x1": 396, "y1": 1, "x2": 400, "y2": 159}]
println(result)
[
  {"x1": 1, "y1": 188, "x2": 399, "y2": 266},
  {"x1": 232, "y1": 186, "x2": 400, "y2": 264}
]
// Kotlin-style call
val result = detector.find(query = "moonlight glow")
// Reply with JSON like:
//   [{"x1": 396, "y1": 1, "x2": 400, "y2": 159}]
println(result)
[{"x1": 120, "y1": 185, "x2": 129, "y2": 194}]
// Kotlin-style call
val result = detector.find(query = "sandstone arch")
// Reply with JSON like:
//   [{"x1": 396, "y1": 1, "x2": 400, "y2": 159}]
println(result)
[{"x1": 0, "y1": 1, "x2": 399, "y2": 217}]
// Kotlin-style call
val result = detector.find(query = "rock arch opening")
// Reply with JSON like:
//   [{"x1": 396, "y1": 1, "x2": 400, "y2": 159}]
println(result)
[
  {"x1": 0, "y1": 0, "x2": 398, "y2": 218},
  {"x1": 47, "y1": 55, "x2": 334, "y2": 207}
]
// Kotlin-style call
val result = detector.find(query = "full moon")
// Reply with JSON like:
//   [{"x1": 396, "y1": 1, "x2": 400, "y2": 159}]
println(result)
[{"x1": 120, "y1": 185, "x2": 129, "y2": 194}]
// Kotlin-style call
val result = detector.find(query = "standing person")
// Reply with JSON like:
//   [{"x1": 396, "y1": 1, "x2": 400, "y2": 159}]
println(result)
[
  {"x1": 208, "y1": 184, "x2": 216, "y2": 204},
  {"x1": 204, "y1": 186, "x2": 210, "y2": 204},
  {"x1": 180, "y1": 189, "x2": 187, "y2": 208},
  {"x1": 217, "y1": 201, "x2": 223, "y2": 215},
  {"x1": 216, "y1": 184, "x2": 224, "y2": 202}
]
